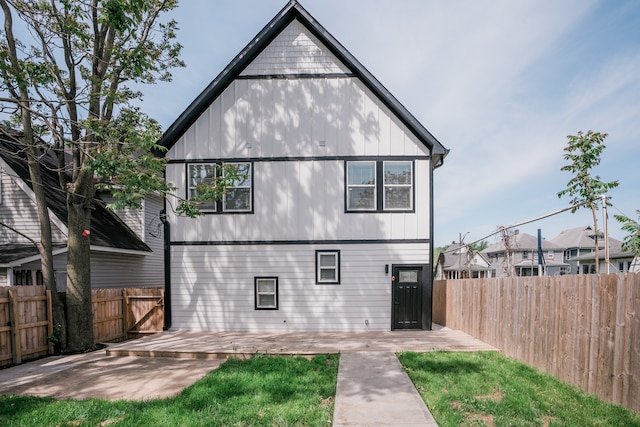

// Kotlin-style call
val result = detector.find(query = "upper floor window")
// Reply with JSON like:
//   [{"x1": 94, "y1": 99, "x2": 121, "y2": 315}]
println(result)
[
  {"x1": 346, "y1": 161, "x2": 376, "y2": 211},
  {"x1": 345, "y1": 160, "x2": 413, "y2": 213},
  {"x1": 188, "y1": 162, "x2": 252, "y2": 213},
  {"x1": 383, "y1": 161, "x2": 413, "y2": 210}
]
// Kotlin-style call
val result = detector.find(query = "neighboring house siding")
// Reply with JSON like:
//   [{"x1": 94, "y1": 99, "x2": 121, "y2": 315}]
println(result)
[
  {"x1": 167, "y1": 159, "x2": 430, "y2": 243},
  {"x1": 241, "y1": 20, "x2": 350, "y2": 76},
  {"x1": 170, "y1": 242, "x2": 429, "y2": 332},
  {"x1": 0, "y1": 168, "x2": 66, "y2": 244}
]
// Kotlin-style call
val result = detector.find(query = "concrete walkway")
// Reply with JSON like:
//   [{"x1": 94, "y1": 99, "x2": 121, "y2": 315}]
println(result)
[{"x1": 333, "y1": 352, "x2": 438, "y2": 426}]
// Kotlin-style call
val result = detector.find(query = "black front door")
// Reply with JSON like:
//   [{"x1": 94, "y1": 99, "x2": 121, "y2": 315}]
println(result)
[{"x1": 392, "y1": 266, "x2": 423, "y2": 330}]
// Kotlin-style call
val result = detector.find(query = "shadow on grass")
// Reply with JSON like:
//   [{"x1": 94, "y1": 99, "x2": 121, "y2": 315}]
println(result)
[{"x1": 0, "y1": 354, "x2": 339, "y2": 427}]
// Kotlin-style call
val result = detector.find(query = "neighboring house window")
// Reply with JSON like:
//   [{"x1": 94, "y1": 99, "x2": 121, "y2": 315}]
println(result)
[
  {"x1": 188, "y1": 162, "x2": 252, "y2": 213},
  {"x1": 345, "y1": 160, "x2": 413, "y2": 212},
  {"x1": 316, "y1": 250, "x2": 340, "y2": 284},
  {"x1": 255, "y1": 277, "x2": 278, "y2": 310},
  {"x1": 523, "y1": 252, "x2": 528, "y2": 260},
  {"x1": 346, "y1": 161, "x2": 376, "y2": 211},
  {"x1": 619, "y1": 262, "x2": 625, "y2": 272},
  {"x1": 547, "y1": 251, "x2": 554, "y2": 259}
]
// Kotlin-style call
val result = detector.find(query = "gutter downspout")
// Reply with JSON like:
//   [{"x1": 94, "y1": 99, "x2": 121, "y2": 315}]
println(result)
[{"x1": 160, "y1": 209, "x2": 172, "y2": 330}]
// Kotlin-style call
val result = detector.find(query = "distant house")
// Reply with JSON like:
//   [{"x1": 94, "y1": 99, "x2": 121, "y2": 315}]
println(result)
[
  {"x1": 482, "y1": 230, "x2": 568, "y2": 277},
  {"x1": 571, "y1": 243, "x2": 636, "y2": 274},
  {"x1": 550, "y1": 226, "x2": 623, "y2": 274},
  {"x1": 0, "y1": 130, "x2": 164, "y2": 290},
  {"x1": 156, "y1": 1, "x2": 448, "y2": 332},
  {"x1": 435, "y1": 243, "x2": 493, "y2": 279}
]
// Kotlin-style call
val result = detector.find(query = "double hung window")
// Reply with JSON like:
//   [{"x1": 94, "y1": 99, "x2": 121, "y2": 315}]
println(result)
[
  {"x1": 345, "y1": 160, "x2": 413, "y2": 212},
  {"x1": 255, "y1": 277, "x2": 278, "y2": 310},
  {"x1": 316, "y1": 250, "x2": 340, "y2": 284},
  {"x1": 187, "y1": 162, "x2": 252, "y2": 213}
]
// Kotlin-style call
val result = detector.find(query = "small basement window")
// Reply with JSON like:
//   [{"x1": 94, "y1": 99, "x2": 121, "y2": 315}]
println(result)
[
  {"x1": 316, "y1": 250, "x2": 340, "y2": 284},
  {"x1": 255, "y1": 277, "x2": 278, "y2": 310}
]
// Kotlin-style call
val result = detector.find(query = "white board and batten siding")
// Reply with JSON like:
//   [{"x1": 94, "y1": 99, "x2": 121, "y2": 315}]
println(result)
[{"x1": 166, "y1": 19, "x2": 435, "y2": 332}]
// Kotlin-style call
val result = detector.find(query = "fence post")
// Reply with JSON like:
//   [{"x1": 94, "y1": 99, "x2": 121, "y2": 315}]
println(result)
[
  {"x1": 8, "y1": 288, "x2": 21, "y2": 365},
  {"x1": 122, "y1": 288, "x2": 128, "y2": 340},
  {"x1": 46, "y1": 290, "x2": 53, "y2": 354}
]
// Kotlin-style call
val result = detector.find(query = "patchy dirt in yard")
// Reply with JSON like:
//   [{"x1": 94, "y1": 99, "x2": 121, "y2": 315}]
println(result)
[
  {"x1": 475, "y1": 391, "x2": 504, "y2": 402},
  {"x1": 451, "y1": 400, "x2": 496, "y2": 427}
]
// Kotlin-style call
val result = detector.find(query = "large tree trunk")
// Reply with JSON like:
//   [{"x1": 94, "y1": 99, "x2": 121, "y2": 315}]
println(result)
[{"x1": 65, "y1": 175, "x2": 95, "y2": 352}]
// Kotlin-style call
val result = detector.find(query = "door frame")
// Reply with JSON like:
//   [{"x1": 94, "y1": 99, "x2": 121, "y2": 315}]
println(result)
[{"x1": 391, "y1": 263, "x2": 432, "y2": 331}]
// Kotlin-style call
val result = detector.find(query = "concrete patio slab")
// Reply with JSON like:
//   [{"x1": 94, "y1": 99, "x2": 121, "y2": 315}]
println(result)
[
  {"x1": 0, "y1": 351, "x2": 223, "y2": 401},
  {"x1": 105, "y1": 326, "x2": 497, "y2": 359}
]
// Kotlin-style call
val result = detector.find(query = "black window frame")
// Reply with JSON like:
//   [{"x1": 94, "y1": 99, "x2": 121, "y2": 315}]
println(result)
[
  {"x1": 186, "y1": 161, "x2": 254, "y2": 214},
  {"x1": 315, "y1": 250, "x2": 341, "y2": 284},
  {"x1": 344, "y1": 160, "x2": 415, "y2": 213},
  {"x1": 254, "y1": 276, "x2": 279, "y2": 310}
]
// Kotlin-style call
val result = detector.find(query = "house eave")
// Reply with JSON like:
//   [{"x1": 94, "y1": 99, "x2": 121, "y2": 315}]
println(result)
[{"x1": 90, "y1": 245, "x2": 151, "y2": 256}]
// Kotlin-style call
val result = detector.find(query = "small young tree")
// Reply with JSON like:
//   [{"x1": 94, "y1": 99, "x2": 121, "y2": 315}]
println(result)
[
  {"x1": 557, "y1": 131, "x2": 619, "y2": 274},
  {"x1": 615, "y1": 210, "x2": 640, "y2": 270}
]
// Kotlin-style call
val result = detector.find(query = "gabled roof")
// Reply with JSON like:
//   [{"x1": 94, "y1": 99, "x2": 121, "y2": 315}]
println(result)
[
  {"x1": 482, "y1": 231, "x2": 564, "y2": 254},
  {"x1": 0, "y1": 130, "x2": 150, "y2": 252},
  {"x1": 156, "y1": 0, "x2": 449, "y2": 167},
  {"x1": 0, "y1": 243, "x2": 67, "y2": 267},
  {"x1": 550, "y1": 226, "x2": 622, "y2": 249}
]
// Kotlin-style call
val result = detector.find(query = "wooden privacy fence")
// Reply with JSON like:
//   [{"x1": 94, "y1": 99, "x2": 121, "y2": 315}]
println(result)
[
  {"x1": 0, "y1": 286, "x2": 164, "y2": 367},
  {"x1": 433, "y1": 273, "x2": 640, "y2": 414},
  {"x1": 0, "y1": 286, "x2": 52, "y2": 366}
]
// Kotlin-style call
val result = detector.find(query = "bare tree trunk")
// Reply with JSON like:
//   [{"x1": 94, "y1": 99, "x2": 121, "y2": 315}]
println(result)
[
  {"x1": 65, "y1": 172, "x2": 94, "y2": 351},
  {"x1": 27, "y1": 151, "x2": 67, "y2": 348}
]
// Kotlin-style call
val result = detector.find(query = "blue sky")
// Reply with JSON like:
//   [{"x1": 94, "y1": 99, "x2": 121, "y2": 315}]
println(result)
[{"x1": 141, "y1": 0, "x2": 640, "y2": 247}]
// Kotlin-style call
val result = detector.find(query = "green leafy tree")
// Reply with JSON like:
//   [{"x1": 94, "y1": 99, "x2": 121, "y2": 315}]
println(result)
[
  {"x1": 557, "y1": 131, "x2": 619, "y2": 274},
  {"x1": 0, "y1": 0, "x2": 234, "y2": 351},
  {"x1": 614, "y1": 211, "x2": 640, "y2": 267}
]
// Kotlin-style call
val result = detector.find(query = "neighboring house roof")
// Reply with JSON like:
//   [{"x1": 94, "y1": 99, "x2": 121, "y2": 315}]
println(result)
[
  {"x1": 571, "y1": 243, "x2": 634, "y2": 262},
  {"x1": 439, "y1": 243, "x2": 492, "y2": 272},
  {"x1": 550, "y1": 225, "x2": 622, "y2": 249},
  {"x1": 155, "y1": 0, "x2": 449, "y2": 167},
  {"x1": 0, "y1": 130, "x2": 150, "y2": 253},
  {"x1": 0, "y1": 243, "x2": 67, "y2": 267},
  {"x1": 483, "y1": 231, "x2": 564, "y2": 254}
]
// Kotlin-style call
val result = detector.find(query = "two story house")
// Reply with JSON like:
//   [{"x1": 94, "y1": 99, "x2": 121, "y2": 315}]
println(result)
[
  {"x1": 482, "y1": 230, "x2": 568, "y2": 277},
  {"x1": 157, "y1": 1, "x2": 448, "y2": 332},
  {"x1": 435, "y1": 243, "x2": 493, "y2": 279},
  {"x1": 550, "y1": 226, "x2": 623, "y2": 274},
  {"x1": 0, "y1": 130, "x2": 164, "y2": 290}
]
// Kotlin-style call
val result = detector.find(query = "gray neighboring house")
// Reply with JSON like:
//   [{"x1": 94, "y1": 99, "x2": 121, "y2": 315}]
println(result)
[
  {"x1": 435, "y1": 243, "x2": 493, "y2": 279},
  {"x1": 482, "y1": 230, "x2": 568, "y2": 277},
  {"x1": 570, "y1": 243, "x2": 636, "y2": 274},
  {"x1": 0, "y1": 130, "x2": 164, "y2": 290},
  {"x1": 550, "y1": 226, "x2": 623, "y2": 274}
]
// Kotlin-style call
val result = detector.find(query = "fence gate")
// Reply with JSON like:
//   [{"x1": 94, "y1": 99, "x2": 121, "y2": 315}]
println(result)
[{"x1": 124, "y1": 288, "x2": 164, "y2": 339}]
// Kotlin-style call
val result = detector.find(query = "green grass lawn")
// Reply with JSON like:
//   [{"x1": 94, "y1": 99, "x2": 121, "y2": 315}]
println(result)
[
  {"x1": 398, "y1": 351, "x2": 640, "y2": 427},
  {"x1": 0, "y1": 354, "x2": 338, "y2": 427}
]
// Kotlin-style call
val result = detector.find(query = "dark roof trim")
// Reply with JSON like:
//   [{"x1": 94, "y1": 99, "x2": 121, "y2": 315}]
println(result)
[{"x1": 156, "y1": 0, "x2": 449, "y2": 168}]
